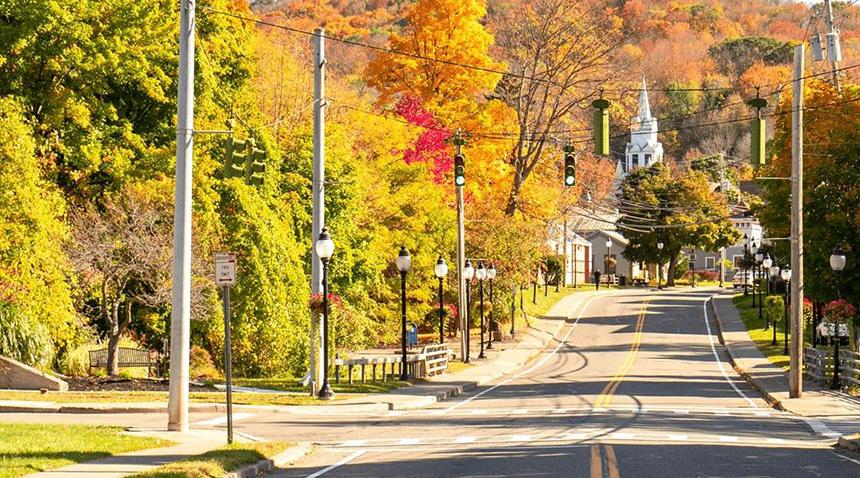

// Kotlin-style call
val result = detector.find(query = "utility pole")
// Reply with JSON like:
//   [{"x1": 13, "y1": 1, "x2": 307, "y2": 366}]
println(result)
[
  {"x1": 309, "y1": 28, "x2": 326, "y2": 396},
  {"x1": 168, "y1": 0, "x2": 196, "y2": 432},
  {"x1": 455, "y1": 130, "x2": 468, "y2": 363},
  {"x1": 789, "y1": 43, "x2": 805, "y2": 398},
  {"x1": 562, "y1": 219, "x2": 568, "y2": 287},
  {"x1": 824, "y1": 0, "x2": 842, "y2": 92}
]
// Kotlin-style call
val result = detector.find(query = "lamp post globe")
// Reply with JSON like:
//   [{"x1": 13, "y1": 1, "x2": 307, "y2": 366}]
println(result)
[
  {"x1": 396, "y1": 246, "x2": 410, "y2": 381},
  {"x1": 486, "y1": 264, "x2": 497, "y2": 349},
  {"x1": 605, "y1": 239, "x2": 612, "y2": 281},
  {"x1": 831, "y1": 246, "x2": 847, "y2": 272},
  {"x1": 463, "y1": 260, "x2": 474, "y2": 363},
  {"x1": 434, "y1": 256, "x2": 448, "y2": 345},
  {"x1": 315, "y1": 228, "x2": 335, "y2": 400},
  {"x1": 477, "y1": 262, "x2": 487, "y2": 359},
  {"x1": 762, "y1": 254, "x2": 772, "y2": 270}
]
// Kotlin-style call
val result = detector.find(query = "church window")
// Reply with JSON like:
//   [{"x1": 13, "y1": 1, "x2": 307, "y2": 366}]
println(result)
[
  {"x1": 632, "y1": 154, "x2": 639, "y2": 167},
  {"x1": 645, "y1": 154, "x2": 652, "y2": 163}
]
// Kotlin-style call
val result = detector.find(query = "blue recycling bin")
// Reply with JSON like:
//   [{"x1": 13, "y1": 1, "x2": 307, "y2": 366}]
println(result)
[{"x1": 407, "y1": 322, "x2": 418, "y2": 348}]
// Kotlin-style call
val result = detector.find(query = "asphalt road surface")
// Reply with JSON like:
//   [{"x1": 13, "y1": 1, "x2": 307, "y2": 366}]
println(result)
[{"x1": 4, "y1": 288, "x2": 858, "y2": 477}]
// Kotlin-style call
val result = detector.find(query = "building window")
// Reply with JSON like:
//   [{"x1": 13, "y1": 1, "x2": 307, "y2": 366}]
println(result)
[
  {"x1": 732, "y1": 255, "x2": 744, "y2": 269},
  {"x1": 632, "y1": 154, "x2": 639, "y2": 168},
  {"x1": 645, "y1": 154, "x2": 652, "y2": 164},
  {"x1": 706, "y1": 257, "x2": 716, "y2": 270}
]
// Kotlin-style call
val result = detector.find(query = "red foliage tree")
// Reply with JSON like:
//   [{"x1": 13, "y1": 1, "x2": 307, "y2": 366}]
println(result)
[{"x1": 395, "y1": 95, "x2": 451, "y2": 184}]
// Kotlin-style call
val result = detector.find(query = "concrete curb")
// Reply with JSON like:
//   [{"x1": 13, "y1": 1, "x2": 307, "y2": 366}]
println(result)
[
  {"x1": 708, "y1": 296, "x2": 787, "y2": 411},
  {"x1": 0, "y1": 401, "x2": 391, "y2": 415},
  {"x1": 223, "y1": 443, "x2": 312, "y2": 478},
  {"x1": 837, "y1": 435, "x2": 860, "y2": 453}
]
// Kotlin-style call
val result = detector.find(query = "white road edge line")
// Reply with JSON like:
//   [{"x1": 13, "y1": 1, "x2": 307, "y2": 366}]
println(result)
[
  {"x1": 834, "y1": 450, "x2": 860, "y2": 466},
  {"x1": 305, "y1": 450, "x2": 367, "y2": 478},
  {"x1": 443, "y1": 292, "x2": 610, "y2": 413},
  {"x1": 703, "y1": 298, "x2": 757, "y2": 407}
]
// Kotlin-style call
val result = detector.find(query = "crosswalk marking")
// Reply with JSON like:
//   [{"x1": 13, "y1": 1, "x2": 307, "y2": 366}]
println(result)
[
  {"x1": 194, "y1": 412, "x2": 254, "y2": 426},
  {"x1": 719, "y1": 436, "x2": 739, "y2": 442},
  {"x1": 509, "y1": 435, "x2": 533, "y2": 442},
  {"x1": 399, "y1": 438, "x2": 421, "y2": 445},
  {"x1": 455, "y1": 436, "x2": 477, "y2": 444},
  {"x1": 669, "y1": 434, "x2": 689, "y2": 441}
]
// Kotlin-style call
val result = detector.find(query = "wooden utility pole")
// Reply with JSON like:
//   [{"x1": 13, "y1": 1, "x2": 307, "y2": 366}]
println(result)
[
  {"x1": 789, "y1": 43, "x2": 805, "y2": 398},
  {"x1": 309, "y1": 28, "x2": 326, "y2": 395}
]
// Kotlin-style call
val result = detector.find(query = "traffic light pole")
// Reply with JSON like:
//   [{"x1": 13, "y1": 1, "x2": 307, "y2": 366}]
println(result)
[
  {"x1": 168, "y1": 0, "x2": 196, "y2": 433},
  {"x1": 309, "y1": 28, "x2": 326, "y2": 396},
  {"x1": 455, "y1": 131, "x2": 468, "y2": 363}
]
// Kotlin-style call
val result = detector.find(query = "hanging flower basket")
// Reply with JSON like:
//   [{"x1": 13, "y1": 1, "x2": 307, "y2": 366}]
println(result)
[
  {"x1": 309, "y1": 293, "x2": 342, "y2": 315},
  {"x1": 823, "y1": 299, "x2": 857, "y2": 325}
]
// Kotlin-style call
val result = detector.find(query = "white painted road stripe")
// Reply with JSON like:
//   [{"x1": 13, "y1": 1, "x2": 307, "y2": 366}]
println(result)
[
  {"x1": 669, "y1": 434, "x2": 689, "y2": 441},
  {"x1": 719, "y1": 436, "x2": 739, "y2": 442},
  {"x1": 703, "y1": 299, "x2": 758, "y2": 407},
  {"x1": 194, "y1": 412, "x2": 254, "y2": 426},
  {"x1": 305, "y1": 450, "x2": 366, "y2": 478},
  {"x1": 399, "y1": 438, "x2": 421, "y2": 445},
  {"x1": 455, "y1": 436, "x2": 477, "y2": 444}
]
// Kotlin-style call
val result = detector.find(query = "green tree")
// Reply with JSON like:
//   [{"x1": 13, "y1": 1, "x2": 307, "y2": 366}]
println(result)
[
  {"x1": 619, "y1": 163, "x2": 739, "y2": 286},
  {"x1": 0, "y1": 98, "x2": 77, "y2": 366}
]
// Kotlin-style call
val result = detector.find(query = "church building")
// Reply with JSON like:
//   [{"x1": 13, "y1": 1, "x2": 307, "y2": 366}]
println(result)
[{"x1": 621, "y1": 78, "x2": 664, "y2": 175}]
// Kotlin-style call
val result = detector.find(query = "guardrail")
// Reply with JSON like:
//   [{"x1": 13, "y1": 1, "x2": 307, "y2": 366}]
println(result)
[
  {"x1": 334, "y1": 344, "x2": 450, "y2": 384},
  {"x1": 804, "y1": 347, "x2": 860, "y2": 388}
]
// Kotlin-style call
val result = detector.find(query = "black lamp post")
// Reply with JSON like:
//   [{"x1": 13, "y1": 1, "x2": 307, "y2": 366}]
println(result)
[
  {"x1": 315, "y1": 228, "x2": 335, "y2": 400},
  {"x1": 690, "y1": 249, "x2": 697, "y2": 288},
  {"x1": 434, "y1": 256, "x2": 448, "y2": 345},
  {"x1": 755, "y1": 251, "x2": 764, "y2": 323},
  {"x1": 781, "y1": 267, "x2": 791, "y2": 355},
  {"x1": 657, "y1": 241, "x2": 664, "y2": 290},
  {"x1": 477, "y1": 262, "x2": 487, "y2": 359},
  {"x1": 751, "y1": 242, "x2": 759, "y2": 308},
  {"x1": 767, "y1": 264, "x2": 779, "y2": 333},
  {"x1": 396, "y1": 246, "x2": 411, "y2": 380},
  {"x1": 742, "y1": 234, "x2": 750, "y2": 296},
  {"x1": 606, "y1": 239, "x2": 613, "y2": 284},
  {"x1": 544, "y1": 264, "x2": 549, "y2": 297},
  {"x1": 830, "y1": 246, "x2": 847, "y2": 390},
  {"x1": 487, "y1": 263, "x2": 497, "y2": 349},
  {"x1": 765, "y1": 266, "x2": 780, "y2": 345},
  {"x1": 463, "y1": 261, "x2": 475, "y2": 363}
]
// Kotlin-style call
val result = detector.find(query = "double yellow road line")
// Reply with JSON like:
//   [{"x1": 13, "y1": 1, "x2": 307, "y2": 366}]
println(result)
[
  {"x1": 594, "y1": 298, "x2": 650, "y2": 408},
  {"x1": 590, "y1": 444, "x2": 620, "y2": 478}
]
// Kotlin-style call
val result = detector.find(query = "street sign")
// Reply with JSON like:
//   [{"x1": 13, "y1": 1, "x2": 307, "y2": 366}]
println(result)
[{"x1": 215, "y1": 253, "x2": 237, "y2": 286}]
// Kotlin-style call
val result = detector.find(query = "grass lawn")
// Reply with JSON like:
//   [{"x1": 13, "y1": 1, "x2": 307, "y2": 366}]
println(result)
[
  {"x1": 132, "y1": 441, "x2": 293, "y2": 478},
  {"x1": 732, "y1": 293, "x2": 812, "y2": 370},
  {"x1": 0, "y1": 423, "x2": 170, "y2": 478},
  {"x1": 516, "y1": 285, "x2": 593, "y2": 330},
  {"x1": 0, "y1": 391, "x2": 350, "y2": 406},
  {"x1": 226, "y1": 377, "x2": 407, "y2": 394}
]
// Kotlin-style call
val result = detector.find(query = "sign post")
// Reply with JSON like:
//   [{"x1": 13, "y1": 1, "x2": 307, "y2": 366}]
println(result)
[{"x1": 215, "y1": 253, "x2": 237, "y2": 443}]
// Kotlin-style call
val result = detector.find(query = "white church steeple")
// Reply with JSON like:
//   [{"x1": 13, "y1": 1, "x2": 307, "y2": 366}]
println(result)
[{"x1": 623, "y1": 77, "x2": 663, "y2": 175}]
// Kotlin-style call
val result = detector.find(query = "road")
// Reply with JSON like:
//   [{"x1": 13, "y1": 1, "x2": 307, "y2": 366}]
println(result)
[
  {"x1": 3, "y1": 288, "x2": 859, "y2": 476},
  {"x1": 245, "y1": 288, "x2": 860, "y2": 477}
]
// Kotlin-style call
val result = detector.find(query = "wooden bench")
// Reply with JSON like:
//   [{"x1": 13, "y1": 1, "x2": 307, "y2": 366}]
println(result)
[{"x1": 88, "y1": 347, "x2": 157, "y2": 377}]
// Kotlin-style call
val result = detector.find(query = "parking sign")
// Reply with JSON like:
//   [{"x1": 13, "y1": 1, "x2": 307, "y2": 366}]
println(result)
[{"x1": 215, "y1": 253, "x2": 237, "y2": 286}]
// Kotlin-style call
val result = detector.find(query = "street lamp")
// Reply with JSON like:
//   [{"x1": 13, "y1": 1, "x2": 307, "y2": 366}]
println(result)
[
  {"x1": 434, "y1": 256, "x2": 448, "y2": 345},
  {"x1": 476, "y1": 262, "x2": 487, "y2": 359},
  {"x1": 755, "y1": 251, "x2": 764, "y2": 323},
  {"x1": 487, "y1": 263, "x2": 497, "y2": 349},
  {"x1": 830, "y1": 246, "x2": 847, "y2": 390},
  {"x1": 315, "y1": 228, "x2": 335, "y2": 400},
  {"x1": 751, "y1": 242, "x2": 760, "y2": 308},
  {"x1": 395, "y1": 246, "x2": 411, "y2": 380},
  {"x1": 463, "y1": 260, "x2": 475, "y2": 363},
  {"x1": 767, "y1": 264, "x2": 780, "y2": 332},
  {"x1": 657, "y1": 242, "x2": 664, "y2": 290},
  {"x1": 743, "y1": 234, "x2": 750, "y2": 296},
  {"x1": 781, "y1": 267, "x2": 791, "y2": 355},
  {"x1": 690, "y1": 249, "x2": 697, "y2": 288},
  {"x1": 605, "y1": 239, "x2": 613, "y2": 285}
]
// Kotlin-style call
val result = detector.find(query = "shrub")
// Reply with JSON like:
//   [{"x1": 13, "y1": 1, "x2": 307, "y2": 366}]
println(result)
[
  {"x1": 190, "y1": 345, "x2": 221, "y2": 380},
  {"x1": 0, "y1": 303, "x2": 53, "y2": 369}
]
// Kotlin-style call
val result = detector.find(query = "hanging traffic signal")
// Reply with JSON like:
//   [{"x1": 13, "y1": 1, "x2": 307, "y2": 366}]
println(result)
[
  {"x1": 591, "y1": 98, "x2": 610, "y2": 156},
  {"x1": 225, "y1": 136, "x2": 248, "y2": 179},
  {"x1": 249, "y1": 144, "x2": 266, "y2": 186},
  {"x1": 747, "y1": 96, "x2": 768, "y2": 168},
  {"x1": 454, "y1": 153, "x2": 466, "y2": 186},
  {"x1": 564, "y1": 146, "x2": 576, "y2": 187}
]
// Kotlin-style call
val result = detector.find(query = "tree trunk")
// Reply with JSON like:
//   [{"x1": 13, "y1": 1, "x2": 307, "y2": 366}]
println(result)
[
  {"x1": 106, "y1": 300, "x2": 122, "y2": 376},
  {"x1": 505, "y1": 171, "x2": 524, "y2": 216},
  {"x1": 666, "y1": 256, "x2": 679, "y2": 287}
]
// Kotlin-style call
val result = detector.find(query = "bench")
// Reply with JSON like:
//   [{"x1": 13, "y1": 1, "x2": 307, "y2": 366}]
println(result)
[
  {"x1": 334, "y1": 344, "x2": 450, "y2": 383},
  {"x1": 88, "y1": 348, "x2": 158, "y2": 377}
]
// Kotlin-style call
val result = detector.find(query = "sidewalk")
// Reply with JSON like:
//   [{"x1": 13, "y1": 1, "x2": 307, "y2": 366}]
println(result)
[
  {"x1": 24, "y1": 429, "x2": 226, "y2": 478},
  {"x1": 710, "y1": 290, "x2": 860, "y2": 417}
]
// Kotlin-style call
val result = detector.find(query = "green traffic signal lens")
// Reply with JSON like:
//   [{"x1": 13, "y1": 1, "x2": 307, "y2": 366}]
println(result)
[
  {"x1": 565, "y1": 176, "x2": 575, "y2": 186},
  {"x1": 455, "y1": 176, "x2": 465, "y2": 186}
]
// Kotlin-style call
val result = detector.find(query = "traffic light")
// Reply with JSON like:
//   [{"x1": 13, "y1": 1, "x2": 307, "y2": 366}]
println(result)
[
  {"x1": 225, "y1": 136, "x2": 248, "y2": 179},
  {"x1": 564, "y1": 147, "x2": 576, "y2": 187},
  {"x1": 249, "y1": 145, "x2": 265, "y2": 186},
  {"x1": 454, "y1": 153, "x2": 466, "y2": 186}
]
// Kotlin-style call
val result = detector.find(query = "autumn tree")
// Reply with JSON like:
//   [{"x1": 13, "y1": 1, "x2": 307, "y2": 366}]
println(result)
[
  {"x1": 489, "y1": 0, "x2": 627, "y2": 215},
  {"x1": 619, "y1": 163, "x2": 739, "y2": 286}
]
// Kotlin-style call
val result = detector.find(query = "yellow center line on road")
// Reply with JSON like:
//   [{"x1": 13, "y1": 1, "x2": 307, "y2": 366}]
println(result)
[
  {"x1": 594, "y1": 298, "x2": 650, "y2": 408},
  {"x1": 591, "y1": 444, "x2": 621, "y2": 478}
]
